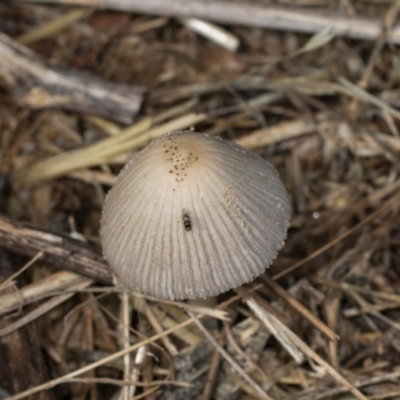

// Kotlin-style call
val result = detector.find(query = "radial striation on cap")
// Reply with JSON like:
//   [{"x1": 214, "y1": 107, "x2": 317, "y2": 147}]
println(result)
[{"x1": 100, "y1": 131, "x2": 291, "y2": 300}]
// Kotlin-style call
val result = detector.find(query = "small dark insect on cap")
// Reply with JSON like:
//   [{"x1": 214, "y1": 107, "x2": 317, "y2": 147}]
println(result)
[{"x1": 100, "y1": 131, "x2": 291, "y2": 300}]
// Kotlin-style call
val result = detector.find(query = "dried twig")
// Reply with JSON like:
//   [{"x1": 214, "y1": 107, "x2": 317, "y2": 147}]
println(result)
[
  {"x1": 200, "y1": 331, "x2": 224, "y2": 400},
  {"x1": 0, "y1": 270, "x2": 92, "y2": 316},
  {"x1": 17, "y1": 0, "x2": 400, "y2": 44},
  {"x1": 235, "y1": 112, "x2": 332, "y2": 150},
  {"x1": 0, "y1": 250, "x2": 43, "y2": 292},
  {"x1": 0, "y1": 33, "x2": 145, "y2": 123},
  {"x1": 143, "y1": 300, "x2": 179, "y2": 356},
  {"x1": 0, "y1": 214, "x2": 111, "y2": 283}
]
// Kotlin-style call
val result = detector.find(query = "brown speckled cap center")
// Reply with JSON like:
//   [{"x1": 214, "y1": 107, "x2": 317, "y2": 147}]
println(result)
[{"x1": 143, "y1": 132, "x2": 210, "y2": 191}]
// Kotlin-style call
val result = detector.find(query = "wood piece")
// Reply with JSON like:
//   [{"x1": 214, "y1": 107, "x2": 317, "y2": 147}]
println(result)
[
  {"x1": 0, "y1": 214, "x2": 112, "y2": 284},
  {"x1": 19, "y1": 0, "x2": 400, "y2": 44},
  {"x1": 0, "y1": 33, "x2": 145, "y2": 123},
  {"x1": 0, "y1": 250, "x2": 56, "y2": 400}
]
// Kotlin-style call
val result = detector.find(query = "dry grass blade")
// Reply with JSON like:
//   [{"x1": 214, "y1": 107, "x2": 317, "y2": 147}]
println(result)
[
  {"x1": 236, "y1": 112, "x2": 331, "y2": 150},
  {"x1": 186, "y1": 310, "x2": 273, "y2": 400},
  {"x1": 200, "y1": 332, "x2": 224, "y2": 400},
  {"x1": 141, "y1": 294, "x2": 229, "y2": 321},
  {"x1": 260, "y1": 274, "x2": 339, "y2": 341},
  {"x1": 17, "y1": 8, "x2": 91, "y2": 45},
  {"x1": 13, "y1": 111, "x2": 205, "y2": 186},
  {"x1": 315, "y1": 278, "x2": 400, "y2": 307},
  {"x1": 0, "y1": 270, "x2": 90, "y2": 316},
  {"x1": 132, "y1": 297, "x2": 203, "y2": 346},
  {"x1": 288, "y1": 23, "x2": 335, "y2": 57},
  {"x1": 337, "y1": 76, "x2": 400, "y2": 120},
  {"x1": 345, "y1": 289, "x2": 400, "y2": 332},
  {"x1": 302, "y1": 371, "x2": 400, "y2": 400},
  {"x1": 180, "y1": 18, "x2": 239, "y2": 51},
  {"x1": 0, "y1": 278, "x2": 92, "y2": 337},
  {"x1": 143, "y1": 299, "x2": 179, "y2": 356},
  {"x1": 236, "y1": 288, "x2": 305, "y2": 363},
  {"x1": 64, "y1": 377, "x2": 192, "y2": 388},
  {"x1": 274, "y1": 190, "x2": 400, "y2": 279},
  {"x1": 237, "y1": 288, "x2": 369, "y2": 400}
]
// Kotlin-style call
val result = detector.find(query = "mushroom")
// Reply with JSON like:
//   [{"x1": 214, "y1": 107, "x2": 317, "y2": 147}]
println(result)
[{"x1": 100, "y1": 131, "x2": 290, "y2": 300}]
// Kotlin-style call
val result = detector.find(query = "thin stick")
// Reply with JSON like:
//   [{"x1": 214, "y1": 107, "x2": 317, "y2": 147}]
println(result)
[
  {"x1": 223, "y1": 322, "x2": 273, "y2": 389},
  {"x1": 200, "y1": 331, "x2": 223, "y2": 400},
  {"x1": 236, "y1": 288, "x2": 305, "y2": 364},
  {"x1": 186, "y1": 310, "x2": 272, "y2": 400},
  {"x1": 260, "y1": 274, "x2": 339, "y2": 341},
  {"x1": 0, "y1": 271, "x2": 99, "y2": 316},
  {"x1": 0, "y1": 251, "x2": 43, "y2": 292},
  {"x1": 0, "y1": 214, "x2": 111, "y2": 284},
  {"x1": 301, "y1": 371, "x2": 400, "y2": 400},
  {"x1": 235, "y1": 112, "x2": 329, "y2": 150},
  {"x1": 144, "y1": 302, "x2": 179, "y2": 356},
  {"x1": 17, "y1": 0, "x2": 400, "y2": 44},
  {"x1": 180, "y1": 18, "x2": 239, "y2": 51},
  {"x1": 60, "y1": 377, "x2": 192, "y2": 388},
  {"x1": 337, "y1": 76, "x2": 400, "y2": 121}
]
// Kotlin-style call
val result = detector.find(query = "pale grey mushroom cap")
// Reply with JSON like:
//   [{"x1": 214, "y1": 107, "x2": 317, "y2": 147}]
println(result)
[{"x1": 100, "y1": 131, "x2": 290, "y2": 300}]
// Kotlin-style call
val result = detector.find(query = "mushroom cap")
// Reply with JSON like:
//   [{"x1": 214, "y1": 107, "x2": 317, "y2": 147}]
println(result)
[{"x1": 100, "y1": 131, "x2": 290, "y2": 300}]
